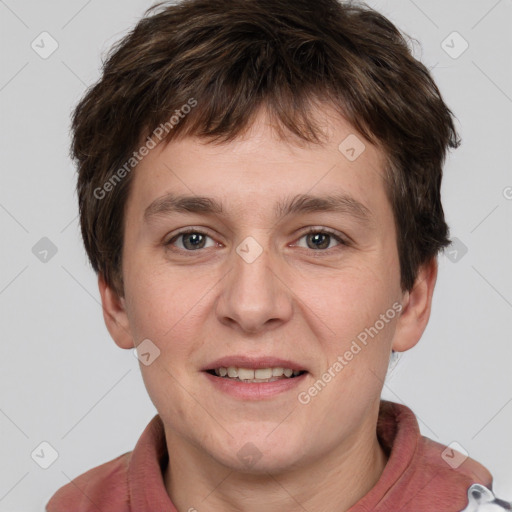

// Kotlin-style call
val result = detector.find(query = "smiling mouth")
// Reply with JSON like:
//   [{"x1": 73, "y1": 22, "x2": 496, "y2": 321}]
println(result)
[{"x1": 205, "y1": 367, "x2": 307, "y2": 383}]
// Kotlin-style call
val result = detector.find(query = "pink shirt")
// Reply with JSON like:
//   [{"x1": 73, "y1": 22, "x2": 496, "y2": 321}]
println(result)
[{"x1": 46, "y1": 401, "x2": 493, "y2": 511}]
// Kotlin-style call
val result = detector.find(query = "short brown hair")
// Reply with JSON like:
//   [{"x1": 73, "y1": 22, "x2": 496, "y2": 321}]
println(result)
[{"x1": 72, "y1": 0, "x2": 460, "y2": 297}]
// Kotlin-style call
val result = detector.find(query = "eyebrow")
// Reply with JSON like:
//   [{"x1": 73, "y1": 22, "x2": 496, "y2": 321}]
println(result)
[{"x1": 143, "y1": 192, "x2": 373, "y2": 225}]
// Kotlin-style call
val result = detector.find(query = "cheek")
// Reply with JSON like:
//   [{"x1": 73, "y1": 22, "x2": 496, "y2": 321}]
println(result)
[
  {"x1": 303, "y1": 262, "x2": 393, "y2": 328},
  {"x1": 292, "y1": 260, "x2": 399, "y2": 372},
  {"x1": 125, "y1": 255, "x2": 210, "y2": 340},
  {"x1": 126, "y1": 266, "x2": 208, "y2": 409}
]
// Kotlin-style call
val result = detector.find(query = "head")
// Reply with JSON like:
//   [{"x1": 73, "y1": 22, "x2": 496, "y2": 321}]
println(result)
[{"x1": 72, "y1": 0, "x2": 459, "y2": 475}]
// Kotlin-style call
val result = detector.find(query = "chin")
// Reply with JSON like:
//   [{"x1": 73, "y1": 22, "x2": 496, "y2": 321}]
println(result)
[{"x1": 208, "y1": 430, "x2": 308, "y2": 474}]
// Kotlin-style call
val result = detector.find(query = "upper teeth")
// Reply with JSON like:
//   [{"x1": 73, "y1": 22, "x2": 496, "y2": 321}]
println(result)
[{"x1": 214, "y1": 367, "x2": 301, "y2": 379}]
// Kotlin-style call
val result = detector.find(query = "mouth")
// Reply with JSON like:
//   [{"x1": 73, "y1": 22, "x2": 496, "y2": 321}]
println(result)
[
  {"x1": 203, "y1": 361, "x2": 309, "y2": 400},
  {"x1": 205, "y1": 366, "x2": 307, "y2": 383}
]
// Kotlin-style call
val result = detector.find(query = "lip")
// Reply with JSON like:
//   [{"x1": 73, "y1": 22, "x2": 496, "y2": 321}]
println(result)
[
  {"x1": 203, "y1": 370, "x2": 308, "y2": 400},
  {"x1": 202, "y1": 356, "x2": 307, "y2": 372}
]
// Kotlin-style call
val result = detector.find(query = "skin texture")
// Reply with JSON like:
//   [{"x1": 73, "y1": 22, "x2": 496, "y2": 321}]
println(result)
[{"x1": 99, "y1": 106, "x2": 438, "y2": 512}]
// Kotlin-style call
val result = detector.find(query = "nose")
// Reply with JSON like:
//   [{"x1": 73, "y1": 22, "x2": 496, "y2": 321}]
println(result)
[{"x1": 215, "y1": 241, "x2": 294, "y2": 334}]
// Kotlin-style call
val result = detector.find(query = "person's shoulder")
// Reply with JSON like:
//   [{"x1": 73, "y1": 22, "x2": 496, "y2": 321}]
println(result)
[
  {"x1": 419, "y1": 435, "x2": 493, "y2": 489},
  {"x1": 406, "y1": 434, "x2": 496, "y2": 509},
  {"x1": 45, "y1": 451, "x2": 132, "y2": 512},
  {"x1": 372, "y1": 402, "x2": 496, "y2": 510},
  {"x1": 378, "y1": 401, "x2": 493, "y2": 491}
]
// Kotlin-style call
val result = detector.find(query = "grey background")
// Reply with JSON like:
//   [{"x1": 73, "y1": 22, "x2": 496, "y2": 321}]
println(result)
[{"x1": 0, "y1": 0, "x2": 511, "y2": 509}]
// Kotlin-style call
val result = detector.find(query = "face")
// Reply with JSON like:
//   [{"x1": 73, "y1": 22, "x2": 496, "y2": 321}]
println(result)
[{"x1": 102, "y1": 106, "x2": 434, "y2": 475}]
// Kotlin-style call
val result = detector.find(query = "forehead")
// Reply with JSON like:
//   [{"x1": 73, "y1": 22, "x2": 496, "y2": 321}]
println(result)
[{"x1": 127, "y1": 106, "x2": 390, "y2": 223}]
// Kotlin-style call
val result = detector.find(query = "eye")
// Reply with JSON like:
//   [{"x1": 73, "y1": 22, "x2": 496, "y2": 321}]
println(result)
[
  {"x1": 164, "y1": 227, "x2": 348, "y2": 253},
  {"x1": 165, "y1": 230, "x2": 217, "y2": 251},
  {"x1": 293, "y1": 228, "x2": 347, "y2": 251}
]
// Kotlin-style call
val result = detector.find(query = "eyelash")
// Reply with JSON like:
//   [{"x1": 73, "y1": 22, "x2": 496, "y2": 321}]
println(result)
[{"x1": 164, "y1": 227, "x2": 349, "y2": 253}]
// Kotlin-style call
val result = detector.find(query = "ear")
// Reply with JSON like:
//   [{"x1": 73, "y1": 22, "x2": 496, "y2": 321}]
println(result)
[
  {"x1": 392, "y1": 257, "x2": 438, "y2": 352},
  {"x1": 98, "y1": 274, "x2": 134, "y2": 350}
]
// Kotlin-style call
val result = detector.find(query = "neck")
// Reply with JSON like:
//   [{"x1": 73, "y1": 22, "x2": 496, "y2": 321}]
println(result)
[{"x1": 163, "y1": 415, "x2": 387, "y2": 512}]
